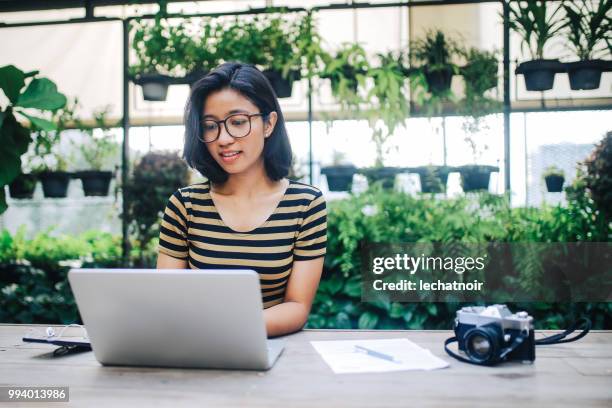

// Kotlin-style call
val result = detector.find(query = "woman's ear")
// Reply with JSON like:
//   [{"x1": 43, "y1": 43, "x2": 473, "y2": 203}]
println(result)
[{"x1": 264, "y1": 111, "x2": 278, "y2": 138}]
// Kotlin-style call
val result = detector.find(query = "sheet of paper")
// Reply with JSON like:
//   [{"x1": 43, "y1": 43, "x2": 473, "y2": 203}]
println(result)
[{"x1": 310, "y1": 338, "x2": 449, "y2": 374}]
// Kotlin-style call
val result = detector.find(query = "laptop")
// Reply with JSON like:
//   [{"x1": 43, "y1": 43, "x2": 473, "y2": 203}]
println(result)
[{"x1": 67, "y1": 268, "x2": 285, "y2": 370}]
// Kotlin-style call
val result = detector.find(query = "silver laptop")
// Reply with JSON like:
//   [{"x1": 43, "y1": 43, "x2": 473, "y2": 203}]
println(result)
[{"x1": 67, "y1": 269, "x2": 285, "y2": 370}]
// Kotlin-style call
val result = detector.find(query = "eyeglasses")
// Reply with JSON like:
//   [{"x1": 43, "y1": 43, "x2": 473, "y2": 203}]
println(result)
[{"x1": 200, "y1": 112, "x2": 267, "y2": 143}]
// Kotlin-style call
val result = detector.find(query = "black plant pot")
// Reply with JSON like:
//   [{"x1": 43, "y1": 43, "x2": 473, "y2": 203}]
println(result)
[
  {"x1": 516, "y1": 59, "x2": 564, "y2": 91},
  {"x1": 566, "y1": 60, "x2": 611, "y2": 91},
  {"x1": 415, "y1": 166, "x2": 451, "y2": 193},
  {"x1": 321, "y1": 165, "x2": 357, "y2": 192},
  {"x1": 263, "y1": 69, "x2": 299, "y2": 98},
  {"x1": 78, "y1": 170, "x2": 114, "y2": 196},
  {"x1": 39, "y1": 171, "x2": 71, "y2": 198},
  {"x1": 544, "y1": 175, "x2": 564, "y2": 193},
  {"x1": 361, "y1": 167, "x2": 399, "y2": 190},
  {"x1": 458, "y1": 165, "x2": 498, "y2": 192},
  {"x1": 133, "y1": 73, "x2": 173, "y2": 101},
  {"x1": 424, "y1": 67, "x2": 454, "y2": 94},
  {"x1": 8, "y1": 173, "x2": 38, "y2": 199},
  {"x1": 327, "y1": 65, "x2": 361, "y2": 94}
]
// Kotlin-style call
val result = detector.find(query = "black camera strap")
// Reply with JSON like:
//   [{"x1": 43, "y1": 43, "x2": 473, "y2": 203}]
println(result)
[{"x1": 445, "y1": 317, "x2": 592, "y2": 366}]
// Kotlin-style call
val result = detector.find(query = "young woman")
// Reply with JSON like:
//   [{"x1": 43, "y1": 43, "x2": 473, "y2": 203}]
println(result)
[{"x1": 156, "y1": 62, "x2": 327, "y2": 337}]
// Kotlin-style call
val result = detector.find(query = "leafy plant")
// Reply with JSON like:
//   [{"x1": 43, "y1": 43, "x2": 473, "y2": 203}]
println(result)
[
  {"x1": 584, "y1": 131, "x2": 612, "y2": 221},
  {"x1": 411, "y1": 29, "x2": 459, "y2": 71},
  {"x1": 294, "y1": 12, "x2": 330, "y2": 79},
  {"x1": 364, "y1": 51, "x2": 410, "y2": 167},
  {"x1": 76, "y1": 107, "x2": 120, "y2": 171},
  {"x1": 507, "y1": 0, "x2": 566, "y2": 60},
  {"x1": 123, "y1": 151, "x2": 190, "y2": 266},
  {"x1": 321, "y1": 43, "x2": 370, "y2": 108},
  {"x1": 459, "y1": 48, "x2": 501, "y2": 116},
  {"x1": 562, "y1": 0, "x2": 612, "y2": 60},
  {"x1": 216, "y1": 16, "x2": 268, "y2": 67},
  {"x1": 543, "y1": 165, "x2": 564, "y2": 178},
  {"x1": 0, "y1": 65, "x2": 67, "y2": 213},
  {"x1": 259, "y1": 11, "x2": 302, "y2": 78}
]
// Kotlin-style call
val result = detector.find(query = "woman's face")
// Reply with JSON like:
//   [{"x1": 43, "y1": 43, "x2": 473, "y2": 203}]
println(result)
[{"x1": 202, "y1": 88, "x2": 276, "y2": 176}]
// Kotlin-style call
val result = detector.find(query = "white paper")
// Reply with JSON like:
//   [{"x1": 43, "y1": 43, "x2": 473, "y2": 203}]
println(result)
[{"x1": 310, "y1": 338, "x2": 449, "y2": 374}]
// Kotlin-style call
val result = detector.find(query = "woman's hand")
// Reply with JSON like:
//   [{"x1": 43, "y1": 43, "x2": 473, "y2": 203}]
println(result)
[{"x1": 264, "y1": 257, "x2": 324, "y2": 337}]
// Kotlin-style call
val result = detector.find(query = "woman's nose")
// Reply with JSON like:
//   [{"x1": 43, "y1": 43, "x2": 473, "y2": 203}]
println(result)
[{"x1": 217, "y1": 125, "x2": 234, "y2": 145}]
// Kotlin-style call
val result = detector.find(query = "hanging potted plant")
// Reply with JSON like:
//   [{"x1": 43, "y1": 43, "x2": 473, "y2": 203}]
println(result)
[
  {"x1": 543, "y1": 165, "x2": 565, "y2": 192},
  {"x1": 259, "y1": 13, "x2": 302, "y2": 98},
  {"x1": 0, "y1": 65, "x2": 67, "y2": 209},
  {"x1": 181, "y1": 17, "x2": 220, "y2": 88},
  {"x1": 320, "y1": 43, "x2": 369, "y2": 105},
  {"x1": 509, "y1": 0, "x2": 566, "y2": 91},
  {"x1": 130, "y1": 12, "x2": 196, "y2": 101},
  {"x1": 320, "y1": 151, "x2": 356, "y2": 192},
  {"x1": 459, "y1": 47, "x2": 501, "y2": 114},
  {"x1": 562, "y1": 0, "x2": 612, "y2": 90},
  {"x1": 75, "y1": 107, "x2": 120, "y2": 197},
  {"x1": 414, "y1": 165, "x2": 452, "y2": 194},
  {"x1": 359, "y1": 51, "x2": 410, "y2": 190},
  {"x1": 410, "y1": 30, "x2": 459, "y2": 95}
]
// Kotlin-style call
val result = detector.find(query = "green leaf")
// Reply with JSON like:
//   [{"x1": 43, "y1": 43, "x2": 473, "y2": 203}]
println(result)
[
  {"x1": 389, "y1": 302, "x2": 405, "y2": 319},
  {"x1": 0, "y1": 111, "x2": 5, "y2": 130},
  {"x1": 0, "y1": 65, "x2": 25, "y2": 105},
  {"x1": 16, "y1": 111, "x2": 57, "y2": 131},
  {"x1": 16, "y1": 78, "x2": 66, "y2": 111},
  {"x1": 343, "y1": 277, "x2": 361, "y2": 297},
  {"x1": 358, "y1": 311, "x2": 379, "y2": 329},
  {"x1": 333, "y1": 312, "x2": 352, "y2": 329}
]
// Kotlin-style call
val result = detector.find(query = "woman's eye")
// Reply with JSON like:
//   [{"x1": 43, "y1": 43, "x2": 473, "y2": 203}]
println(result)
[
  {"x1": 231, "y1": 119, "x2": 247, "y2": 126},
  {"x1": 204, "y1": 123, "x2": 218, "y2": 131}
]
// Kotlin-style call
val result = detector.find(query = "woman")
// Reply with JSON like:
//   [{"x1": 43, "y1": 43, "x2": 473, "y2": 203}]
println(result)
[{"x1": 156, "y1": 62, "x2": 327, "y2": 337}]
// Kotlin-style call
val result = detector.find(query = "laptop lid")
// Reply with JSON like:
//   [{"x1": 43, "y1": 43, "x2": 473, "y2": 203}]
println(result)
[{"x1": 68, "y1": 268, "x2": 273, "y2": 370}]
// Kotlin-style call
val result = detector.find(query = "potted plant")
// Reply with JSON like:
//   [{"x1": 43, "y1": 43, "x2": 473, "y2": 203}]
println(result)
[
  {"x1": 0, "y1": 64, "x2": 67, "y2": 210},
  {"x1": 320, "y1": 151, "x2": 356, "y2": 192},
  {"x1": 259, "y1": 13, "x2": 303, "y2": 98},
  {"x1": 414, "y1": 165, "x2": 452, "y2": 194},
  {"x1": 459, "y1": 48, "x2": 501, "y2": 115},
  {"x1": 75, "y1": 107, "x2": 120, "y2": 197},
  {"x1": 458, "y1": 128, "x2": 497, "y2": 193},
  {"x1": 359, "y1": 51, "x2": 411, "y2": 191},
  {"x1": 32, "y1": 99, "x2": 79, "y2": 198},
  {"x1": 410, "y1": 30, "x2": 459, "y2": 95},
  {"x1": 562, "y1": 0, "x2": 612, "y2": 90},
  {"x1": 320, "y1": 43, "x2": 369, "y2": 106},
  {"x1": 180, "y1": 17, "x2": 220, "y2": 88},
  {"x1": 130, "y1": 12, "x2": 197, "y2": 101},
  {"x1": 543, "y1": 165, "x2": 565, "y2": 193},
  {"x1": 8, "y1": 173, "x2": 38, "y2": 199},
  {"x1": 509, "y1": 0, "x2": 566, "y2": 91}
]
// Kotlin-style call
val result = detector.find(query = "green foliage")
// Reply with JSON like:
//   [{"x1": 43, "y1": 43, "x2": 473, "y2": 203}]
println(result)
[
  {"x1": 584, "y1": 131, "x2": 612, "y2": 221},
  {"x1": 459, "y1": 48, "x2": 501, "y2": 118},
  {"x1": 321, "y1": 43, "x2": 370, "y2": 108},
  {"x1": 75, "y1": 106, "x2": 120, "y2": 171},
  {"x1": 507, "y1": 0, "x2": 566, "y2": 60},
  {"x1": 410, "y1": 30, "x2": 459, "y2": 70},
  {"x1": 0, "y1": 229, "x2": 122, "y2": 324},
  {"x1": 562, "y1": 0, "x2": 612, "y2": 61},
  {"x1": 307, "y1": 181, "x2": 611, "y2": 330},
  {"x1": 543, "y1": 165, "x2": 564, "y2": 178},
  {"x1": 123, "y1": 151, "x2": 190, "y2": 266},
  {"x1": 0, "y1": 65, "x2": 67, "y2": 214}
]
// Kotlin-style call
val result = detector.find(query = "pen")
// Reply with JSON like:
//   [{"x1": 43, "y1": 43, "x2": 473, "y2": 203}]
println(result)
[{"x1": 354, "y1": 345, "x2": 401, "y2": 364}]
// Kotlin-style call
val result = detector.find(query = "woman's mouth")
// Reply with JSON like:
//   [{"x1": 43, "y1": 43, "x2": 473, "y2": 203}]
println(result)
[{"x1": 220, "y1": 151, "x2": 242, "y2": 163}]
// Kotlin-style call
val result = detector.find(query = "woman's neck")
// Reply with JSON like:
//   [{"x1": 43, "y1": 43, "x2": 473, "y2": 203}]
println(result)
[{"x1": 211, "y1": 161, "x2": 284, "y2": 199}]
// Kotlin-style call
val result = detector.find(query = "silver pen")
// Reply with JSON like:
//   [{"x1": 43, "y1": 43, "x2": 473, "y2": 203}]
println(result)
[{"x1": 354, "y1": 345, "x2": 401, "y2": 364}]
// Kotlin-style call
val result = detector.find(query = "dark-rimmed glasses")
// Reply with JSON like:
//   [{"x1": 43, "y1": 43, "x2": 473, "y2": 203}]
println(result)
[{"x1": 200, "y1": 112, "x2": 267, "y2": 143}]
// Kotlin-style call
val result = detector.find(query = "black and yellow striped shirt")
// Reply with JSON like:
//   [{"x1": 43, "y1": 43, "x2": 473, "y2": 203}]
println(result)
[{"x1": 158, "y1": 180, "x2": 327, "y2": 308}]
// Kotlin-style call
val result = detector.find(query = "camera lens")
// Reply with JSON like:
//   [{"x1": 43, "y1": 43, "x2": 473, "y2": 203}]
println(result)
[{"x1": 464, "y1": 327, "x2": 500, "y2": 364}]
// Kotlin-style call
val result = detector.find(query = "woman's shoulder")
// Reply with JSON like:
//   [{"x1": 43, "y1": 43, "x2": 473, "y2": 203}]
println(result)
[{"x1": 286, "y1": 179, "x2": 323, "y2": 198}]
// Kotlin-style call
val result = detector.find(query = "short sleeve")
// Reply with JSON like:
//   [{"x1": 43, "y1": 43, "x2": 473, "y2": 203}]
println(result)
[
  {"x1": 294, "y1": 191, "x2": 327, "y2": 261},
  {"x1": 158, "y1": 190, "x2": 189, "y2": 259}
]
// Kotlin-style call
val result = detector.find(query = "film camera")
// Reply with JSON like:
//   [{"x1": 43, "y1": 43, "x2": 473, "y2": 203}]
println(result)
[{"x1": 446, "y1": 305, "x2": 535, "y2": 366}]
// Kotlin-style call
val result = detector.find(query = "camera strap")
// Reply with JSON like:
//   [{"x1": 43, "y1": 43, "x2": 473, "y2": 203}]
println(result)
[{"x1": 444, "y1": 317, "x2": 592, "y2": 366}]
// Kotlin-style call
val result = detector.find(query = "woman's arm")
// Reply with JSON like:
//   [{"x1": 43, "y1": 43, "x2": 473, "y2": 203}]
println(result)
[
  {"x1": 264, "y1": 256, "x2": 324, "y2": 337},
  {"x1": 157, "y1": 253, "x2": 188, "y2": 269}
]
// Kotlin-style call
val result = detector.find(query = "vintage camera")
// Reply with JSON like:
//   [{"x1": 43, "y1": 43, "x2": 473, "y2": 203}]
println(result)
[{"x1": 453, "y1": 304, "x2": 535, "y2": 365}]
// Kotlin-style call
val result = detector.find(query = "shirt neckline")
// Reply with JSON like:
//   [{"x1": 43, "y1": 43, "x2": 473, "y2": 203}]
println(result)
[{"x1": 206, "y1": 179, "x2": 292, "y2": 235}]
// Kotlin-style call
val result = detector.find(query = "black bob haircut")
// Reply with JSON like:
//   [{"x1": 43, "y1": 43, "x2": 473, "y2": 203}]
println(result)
[{"x1": 183, "y1": 62, "x2": 293, "y2": 184}]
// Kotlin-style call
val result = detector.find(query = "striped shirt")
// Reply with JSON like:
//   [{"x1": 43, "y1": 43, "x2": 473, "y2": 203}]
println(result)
[{"x1": 158, "y1": 179, "x2": 327, "y2": 308}]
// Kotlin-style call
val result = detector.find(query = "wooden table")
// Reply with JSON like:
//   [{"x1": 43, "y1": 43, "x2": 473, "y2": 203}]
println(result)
[{"x1": 1, "y1": 325, "x2": 611, "y2": 407}]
